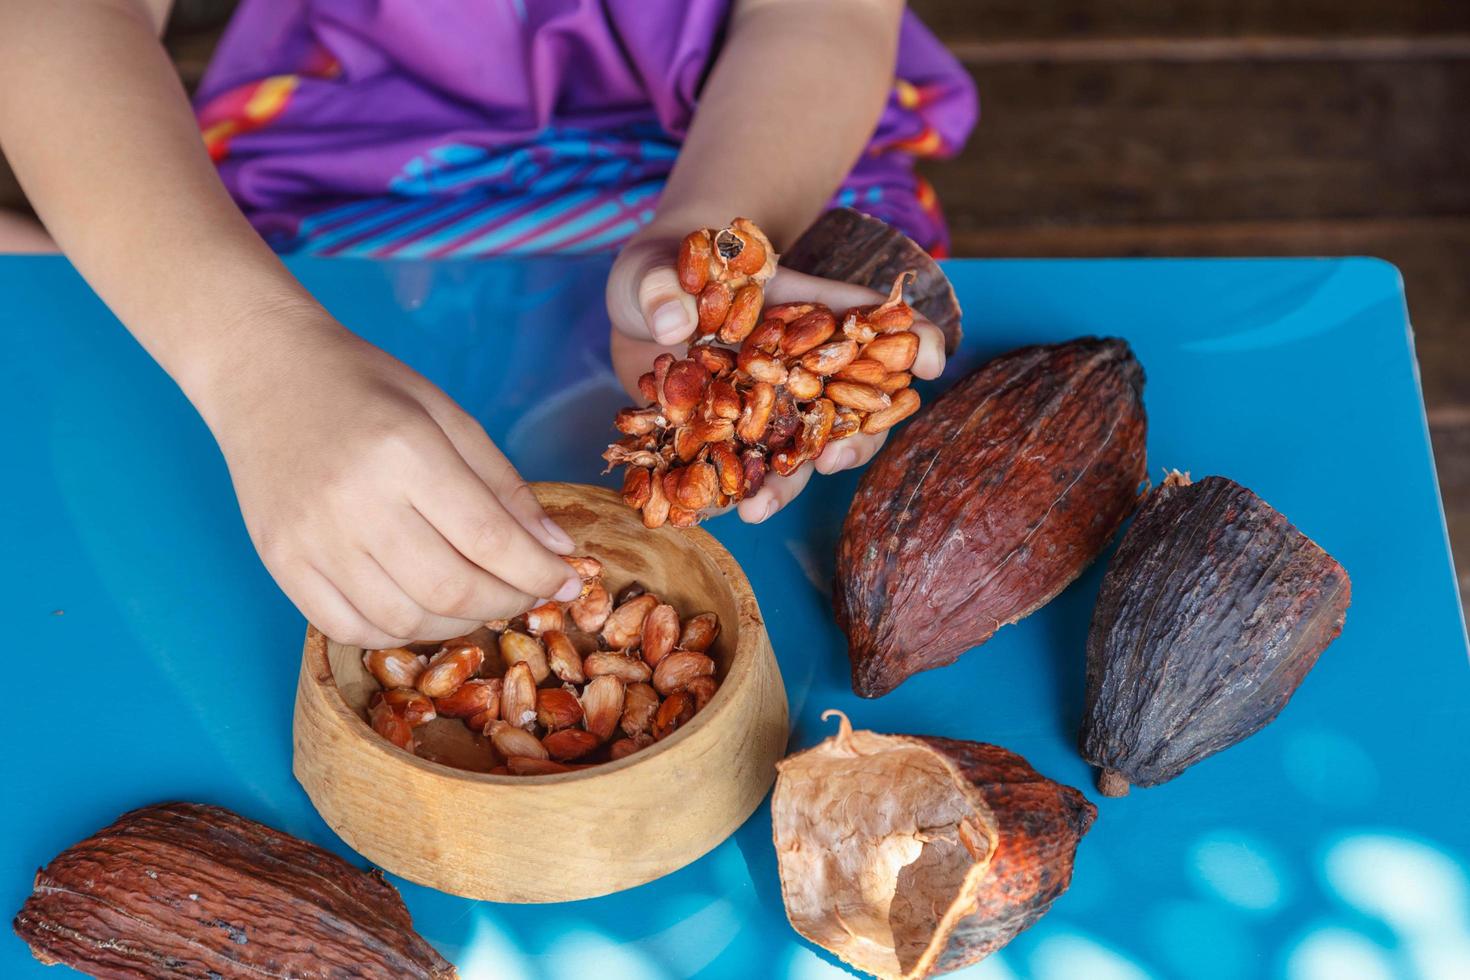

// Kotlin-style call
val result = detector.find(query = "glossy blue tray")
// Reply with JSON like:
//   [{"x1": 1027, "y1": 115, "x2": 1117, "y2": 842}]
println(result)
[{"x1": 3, "y1": 255, "x2": 1466, "y2": 980}]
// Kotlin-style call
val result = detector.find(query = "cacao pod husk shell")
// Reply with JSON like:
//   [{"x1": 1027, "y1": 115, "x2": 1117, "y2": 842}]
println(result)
[
  {"x1": 1080, "y1": 472, "x2": 1351, "y2": 795},
  {"x1": 12, "y1": 802, "x2": 456, "y2": 979},
  {"x1": 773, "y1": 712, "x2": 1094, "y2": 980},
  {"x1": 784, "y1": 207, "x2": 963, "y2": 354},
  {"x1": 835, "y1": 337, "x2": 1148, "y2": 697}
]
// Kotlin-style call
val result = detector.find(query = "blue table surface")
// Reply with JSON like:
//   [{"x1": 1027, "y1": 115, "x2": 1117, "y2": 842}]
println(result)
[{"x1": 2, "y1": 255, "x2": 1467, "y2": 980}]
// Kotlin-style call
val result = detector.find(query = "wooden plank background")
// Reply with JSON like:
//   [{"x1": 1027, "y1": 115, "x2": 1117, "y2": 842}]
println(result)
[{"x1": 913, "y1": 0, "x2": 1470, "y2": 607}]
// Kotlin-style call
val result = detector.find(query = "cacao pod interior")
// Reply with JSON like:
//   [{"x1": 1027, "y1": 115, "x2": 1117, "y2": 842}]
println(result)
[{"x1": 773, "y1": 712, "x2": 999, "y2": 980}]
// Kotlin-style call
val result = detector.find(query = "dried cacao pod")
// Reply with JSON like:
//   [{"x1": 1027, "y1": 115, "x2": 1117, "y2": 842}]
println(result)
[
  {"x1": 12, "y1": 802, "x2": 456, "y2": 979},
  {"x1": 773, "y1": 712, "x2": 1094, "y2": 980},
  {"x1": 1079, "y1": 472, "x2": 1351, "y2": 796},
  {"x1": 836, "y1": 337, "x2": 1148, "y2": 697}
]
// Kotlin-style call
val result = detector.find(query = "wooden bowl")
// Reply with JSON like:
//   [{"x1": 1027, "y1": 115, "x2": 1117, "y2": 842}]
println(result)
[{"x1": 292, "y1": 482, "x2": 790, "y2": 903}]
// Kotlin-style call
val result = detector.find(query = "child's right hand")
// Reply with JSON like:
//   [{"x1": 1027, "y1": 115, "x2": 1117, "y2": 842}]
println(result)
[{"x1": 201, "y1": 319, "x2": 583, "y2": 649}]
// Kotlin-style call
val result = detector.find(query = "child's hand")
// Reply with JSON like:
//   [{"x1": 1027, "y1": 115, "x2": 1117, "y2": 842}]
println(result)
[
  {"x1": 203, "y1": 321, "x2": 583, "y2": 649},
  {"x1": 607, "y1": 236, "x2": 947, "y2": 524}
]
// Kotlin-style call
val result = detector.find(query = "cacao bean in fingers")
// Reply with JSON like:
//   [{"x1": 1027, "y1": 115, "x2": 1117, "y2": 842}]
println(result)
[
  {"x1": 488, "y1": 721, "x2": 548, "y2": 760},
  {"x1": 717, "y1": 283, "x2": 764, "y2": 343},
  {"x1": 860, "y1": 387, "x2": 921, "y2": 434},
  {"x1": 368, "y1": 694, "x2": 416, "y2": 750},
  {"x1": 673, "y1": 461, "x2": 718, "y2": 510},
  {"x1": 796, "y1": 398, "x2": 837, "y2": 460},
  {"x1": 434, "y1": 677, "x2": 500, "y2": 719},
  {"x1": 800, "y1": 338, "x2": 860, "y2": 376},
  {"x1": 524, "y1": 602, "x2": 563, "y2": 635},
  {"x1": 678, "y1": 230, "x2": 713, "y2": 293},
  {"x1": 417, "y1": 643, "x2": 486, "y2": 698},
  {"x1": 688, "y1": 416, "x2": 736, "y2": 445},
  {"x1": 711, "y1": 441, "x2": 745, "y2": 497},
  {"x1": 743, "y1": 315, "x2": 786, "y2": 354},
  {"x1": 779, "y1": 308, "x2": 839, "y2": 357},
  {"x1": 602, "y1": 444, "x2": 661, "y2": 471},
  {"x1": 543, "y1": 727, "x2": 601, "y2": 762},
  {"x1": 584, "y1": 652, "x2": 654, "y2": 684},
  {"x1": 764, "y1": 391, "x2": 801, "y2": 450},
  {"x1": 831, "y1": 407, "x2": 863, "y2": 440},
  {"x1": 771, "y1": 448, "x2": 806, "y2": 477},
  {"x1": 673, "y1": 425, "x2": 705, "y2": 462},
  {"x1": 652, "y1": 651, "x2": 716, "y2": 696},
  {"x1": 563, "y1": 555, "x2": 603, "y2": 580},
  {"x1": 536, "y1": 688, "x2": 584, "y2": 730},
  {"x1": 833, "y1": 357, "x2": 889, "y2": 386},
  {"x1": 863, "y1": 330, "x2": 919, "y2": 372},
  {"x1": 640, "y1": 603, "x2": 681, "y2": 667},
  {"x1": 544, "y1": 629, "x2": 587, "y2": 683},
  {"x1": 876, "y1": 370, "x2": 913, "y2": 395},
  {"x1": 582, "y1": 674, "x2": 626, "y2": 740},
  {"x1": 741, "y1": 448, "x2": 768, "y2": 495},
  {"x1": 689, "y1": 342, "x2": 737, "y2": 377},
  {"x1": 668, "y1": 505, "x2": 701, "y2": 527},
  {"x1": 601, "y1": 593, "x2": 659, "y2": 649},
  {"x1": 697, "y1": 282, "x2": 732, "y2": 335},
  {"x1": 842, "y1": 309, "x2": 879, "y2": 345},
  {"x1": 736, "y1": 382, "x2": 776, "y2": 442},
  {"x1": 614, "y1": 406, "x2": 663, "y2": 435},
  {"x1": 721, "y1": 218, "x2": 772, "y2": 278},
  {"x1": 678, "y1": 612, "x2": 721, "y2": 652},
  {"x1": 567, "y1": 580, "x2": 612, "y2": 634},
  {"x1": 704, "y1": 377, "x2": 743, "y2": 420},
  {"x1": 620, "y1": 681, "x2": 660, "y2": 736},
  {"x1": 764, "y1": 301, "x2": 819, "y2": 324},
  {"x1": 498, "y1": 630, "x2": 550, "y2": 683},
  {"x1": 637, "y1": 371, "x2": 658, "y2": 403},
  {"x1": 826, "y1": 381, "x2": 890, "y2": 414},
  {"x1": 642, "y1": 468, "x2": 671, "y2": 528},
  {"x1": 653, "y1": 690, "x2": 695, "y2": 740},
  {"x1": 737, "y1": 347, "x2": 788, "y2": 385},
  {"x1": 500, "y1": 662, "x2": 538, "y2": 730},
  {"x1": 362, "y1": 648, "x2": 428, "y2": 689},
  {"x1": 785, "y1": 364, "x2": 824, "y2": 400},
  {"x1": 684, "y1": 675, "x2": 719, "y2": 711},
  {"x1": 661, "y1": 358, "x2": 711, "y2": 426}
]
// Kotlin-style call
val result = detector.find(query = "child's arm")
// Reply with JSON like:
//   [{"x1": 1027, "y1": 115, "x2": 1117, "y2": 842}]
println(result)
[
  {"x1": 0, "y1": 0, "x2": 582, "y2": 645},
  {"x1": 607, "y1": 0, "x2": 947, "y2": 522}
]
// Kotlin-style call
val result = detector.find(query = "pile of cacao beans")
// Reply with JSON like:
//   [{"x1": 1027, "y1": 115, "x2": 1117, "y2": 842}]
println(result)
[
  {"x1": 603, "y1": 218, "x2": 923, "y2": 527},
  {"x1": 362, "y1": 555, "x2": 723, "y2": 775}
]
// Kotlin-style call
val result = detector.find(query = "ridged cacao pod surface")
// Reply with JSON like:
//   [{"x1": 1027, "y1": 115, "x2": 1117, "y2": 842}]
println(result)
[
  {"x1": 1080, "y1": 472, "x2": 1352, "y2": 796},
  {"x1": 13, "y1": 802, "x2": 456, "y2": 979},
  {"x1": 773, "y1": 712, "x2": 1095, "y2": 980},
  {"x1": 835, "y1": 337, "x2": 1148, "y2": 697}
]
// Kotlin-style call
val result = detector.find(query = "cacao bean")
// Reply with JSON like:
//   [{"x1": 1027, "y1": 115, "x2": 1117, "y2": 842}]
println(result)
[
  {"x1": 640, "y1": 603, "x2": 681, "y2": 667},
  {"x1": 620, "y1": 681, "x2": 660, "y2": 736},
  {"x1": 498, "y1": 630, "x2": 550, "y2": 684},
  {"x1": 800, "y1": 338, "x2": 859, "y2": 376},
  {"x1": 566, "y1": 580, "x2": 612, "y2": 634},
  {"x1": 377, "y1": 688, "x2": 436, "y2": 727},
  {"x1": 615, "y1": 406, "x2": 662, "y2": 436},
  {"x1": 500, "y1": 661, "x2": 538, "y2": 731},
  {"x1": 368, "y1": 694, "x2": 415, "y2": 751},
  {"x1": 433, "y1": 677, "x2": 499, "y2": 719},
  {"x1": 678, "y1": 230, "x2": 712, "y2": 293},
  {"x1": 506, "y1": 756, "x2": 577, "y2": 775},
  {"x1": 488, "y1": 720, "x2": 547, "y2": 760},
  {"x1": 684, "y1": 675, "x2": 718, "y2": 711},
  {"x1": 736, "y1": 382, "x2": 776, "y2": 443},
  {"x1": 836, "y1": 337, "x2": 1147, "y2": 697},
  {"x1": 860, "y1": 386, "x2": 921, "y2": 434},
  {"x1": 779, "y1": 308, "x2": 838, "y2": 357},
  {"x1": 1079, "y1": 472, "x2": 1351, "y2": 796},
  {"x1": 642, "y1": 466, "x2": 671, "y2": 529},
  {"x1": 621, "y1": 466, "x2": 652, "y2": 510},
  {"x1": 784, "y1": 364, "x2": 825, "y2": 401},
  {"x1": 652, "y1": 650, "x2": 716, "y2": 695},
  {"x1": 825, "y1": 380, "x2": 890, "y2": 414},
  {"x1": 689, "y1": 342, "x2": 737, "y2": 377},
  {"x1": 717, "y1": 283, "x2": 764, "y2": 344},
  {"x1": 362, "y1": 648, "x2": 428, "y2": 690},
  {"x1": 543, "y1": 727, "x2": 601, "y2": 762},
  {"x1": 581, "y1": 674, "x2": 626, "y2": 740},
  {"x1": 697, "y1": 282, "x2": 732, "y2": 336},
  {"x1": 602, "y1": 593, "x2": 658, "y2": 649},
  {"x1": 524, "y1": 601, "x2": 563, "y2": 635},
  {"x1": 544, "y1": 629, "x2": 587, "y2": 684},
  {"x1": 652, "y1": 690, "x2": 695, "y2": 740},
  {"x1": 417, "y1": 643, "x2": 485, "y2": 698},
  {"x1": 863, "y1": 330, "x2": 920, "y2": 372},
  {"x1": 535, "y1": 687, "x2": 584, "y2": 731},
  {"x1": 584, "y1": 652, "x2": 653, "y2": 684},
  {"x1": 832, "y1": 357, "x2": 888, "y2": 386},
  {"x1": 678, "y1": 612, "x2": 721, "y2": 653}
]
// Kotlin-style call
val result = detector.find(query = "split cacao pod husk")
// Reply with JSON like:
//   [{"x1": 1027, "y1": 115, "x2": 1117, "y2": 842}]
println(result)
[
  {"x1": 1079, "y1": 471, "x2": 1351, "y2": 796},
  {"x1": 835, "y1": 337, "x2": 1148, "y2": 697},
  {"x1": 12, "y1": 802, "x2": 456, "y2": 979},
  {"x1": 772, "y1": 712, "x2": 1094, "y2": 980},
  {"x1": 783, "y1": 207, "x2": 962, "y2": 354}
]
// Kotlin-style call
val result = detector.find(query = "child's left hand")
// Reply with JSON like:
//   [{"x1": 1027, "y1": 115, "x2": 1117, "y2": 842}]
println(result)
[{"x1": 606, "y1": 232, "x2": 947, "y2": 524}]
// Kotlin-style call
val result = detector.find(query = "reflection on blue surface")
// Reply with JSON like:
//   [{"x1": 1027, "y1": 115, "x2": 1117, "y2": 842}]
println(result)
[{"x1": 3, "y1": 255, "x2": 1468, "y2": 979}]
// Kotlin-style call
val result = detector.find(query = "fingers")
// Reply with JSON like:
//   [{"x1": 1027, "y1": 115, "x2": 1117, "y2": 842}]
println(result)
[
  {"x1": 369, "y1": 506, "x2": 539, "y2": 623},
  {"x1": 814, "y1": 431, "x2": 887, "y2": 475},
  {"x1": 911, "y1": 320, "x2": 946, "y2": 380},
  {"x1": 308, "y1": 554, "x2": 482, "y2": 645},
  {"x1": 737, "y1": 464, "x2": 814, "y2": 524},
  {"x1": 437, "y1": 411, "x2": 575, "y2": 554},
  {"x1": 606, "y1": 238, "x2": 697, "y2": 345},
  {"x1": 410, "y1": 449, "x2": 583, "y2": 603},
  {"x1": 293, "y1": 564, "x2": 410, "y2": 650}
]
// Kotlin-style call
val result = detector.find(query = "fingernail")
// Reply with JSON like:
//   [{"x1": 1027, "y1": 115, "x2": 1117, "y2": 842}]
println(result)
[
  {"x1": 760, "y1": 499, "x2": 779, "y2": 523},
  {"x1": 650, "y1": 300, "x2": 688, "y2": 343},
  {"x1": 541, "y1": 517, "x2": 575, "y2": 553},
  {"x1": 828, "y1": 448, "x2": 856, "y2": 473},
  {"x1": 553, "y1": 578, "x2": 583, "y2": 602}
]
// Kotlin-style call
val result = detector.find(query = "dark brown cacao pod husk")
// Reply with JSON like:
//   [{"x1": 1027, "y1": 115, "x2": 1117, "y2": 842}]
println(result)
[
  {"x1": 784, "y1": 207, "x2": 963, "y2": 354},
  {"x1": 835, "y1": 337, "x2": 1148, "y2": 697},
  {"x1": 13, "y1": 802, "x2": 456, "y2": 979},
  {"x1": 773, "y1": 712, "x2": 1095, "y2": 980},
  {"x1": 1080, "y1": 472, "x2": 1351, "y2": 796}
]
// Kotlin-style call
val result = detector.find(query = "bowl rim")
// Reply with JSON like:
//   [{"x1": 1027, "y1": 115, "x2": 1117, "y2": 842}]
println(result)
[{"x1": 302, "y1": 481, "x2": 767, "y2": 784}]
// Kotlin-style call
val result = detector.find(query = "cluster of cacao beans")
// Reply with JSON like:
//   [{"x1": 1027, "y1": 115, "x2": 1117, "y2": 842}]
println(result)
[
  {"x1": 603, "y1": 218, "x2": 923, "y2": 527},
  {"x1": 362, "y1": 555, "x2": 723, "y2": 775}
]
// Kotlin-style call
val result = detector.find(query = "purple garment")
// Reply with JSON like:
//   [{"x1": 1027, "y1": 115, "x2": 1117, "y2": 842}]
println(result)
[{"x1": 196, "y1": 0, "x2": 977, "y2": 256}]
